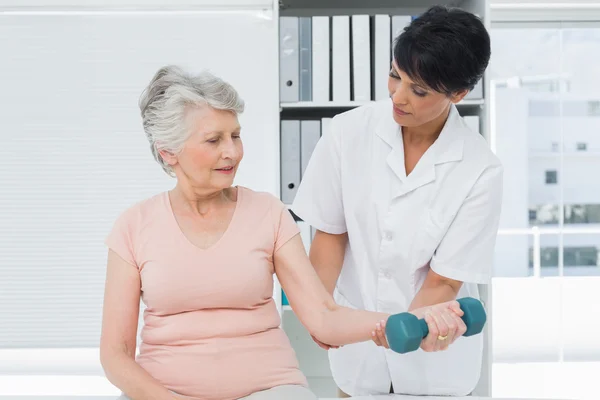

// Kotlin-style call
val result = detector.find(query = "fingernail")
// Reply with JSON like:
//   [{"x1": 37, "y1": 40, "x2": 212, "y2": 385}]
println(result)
[
  {"x1": 372, "y1": 331, "x2": 376, "y2": 336},
  {"x1": 376, "y1": 323, "x2": 380, "y2": 329}
]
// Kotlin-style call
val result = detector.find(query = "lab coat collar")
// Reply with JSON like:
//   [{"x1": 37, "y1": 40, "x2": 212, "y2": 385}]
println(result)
[{"x1": 375, "y1": 102, "x2": 465, "y2": 198}]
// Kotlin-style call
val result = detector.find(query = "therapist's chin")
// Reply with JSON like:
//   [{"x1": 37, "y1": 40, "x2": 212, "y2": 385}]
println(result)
[{"x1": 392, "y1": 111, "x2": 416, "y2": 126}]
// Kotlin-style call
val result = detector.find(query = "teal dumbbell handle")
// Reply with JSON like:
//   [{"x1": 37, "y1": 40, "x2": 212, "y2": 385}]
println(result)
[{"x1": 385, "y1": 297, "x2": 486, "y2": 354}]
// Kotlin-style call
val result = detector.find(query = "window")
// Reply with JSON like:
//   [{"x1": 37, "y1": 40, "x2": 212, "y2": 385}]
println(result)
[
  {"x1": 589, "y1": 100, "x2": 600, "y2": 116},
  {"x1": 529, "y1": 246, "x2": 599, "y2": 268},
  {"x1": 545, "y1": 170, "x2": 558, "y2": 184},
  {"x1": 491, "y1": 23, "x2": 600, "y2": 400},
  {"x1": 529, "y1": 209, "x2": 537, "y2": 222},
  {"x1": 529, "y1": 204, "x2": 560, "y2": 225},
  {"x1": 564, "y1": 204, "x2": 600, "y2": 224},
  {"x1": 529, "y1": 204, "x2": 600, "y2": 225}
]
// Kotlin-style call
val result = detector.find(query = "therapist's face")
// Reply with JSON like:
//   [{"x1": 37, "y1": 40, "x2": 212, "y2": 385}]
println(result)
[{"x1": 388, "y1": 61, "x2": 467, "y2": 127}]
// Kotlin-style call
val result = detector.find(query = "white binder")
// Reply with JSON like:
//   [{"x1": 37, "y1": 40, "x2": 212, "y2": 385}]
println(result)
[
  {"x1": 300, "y1": 120, "x2": 321, "y2": 177},
  {"x1": 312, "y1": 16, "x2": 330, "y2": 103},
  {"x1": 279, "y1": 16, "x2": 299, "y2": 103},
  {"x1": 351, "y1": 15, "x2": 371, "y2": 102},
  {"x1": 391, "y1": 15, "x2": 412, "y2": 50},
  {"x1": 374, "y1": 14, "x2": 391, "y2": 101},
  {"x1": 332, "y1": 15, "x2": 350, "y2": 102},
  {"x1": 281, "y1": 120, "x2": 301, "y2": 204},
  {"x1": 299, "y1": 17, "x2": 312, "y2": 102}
]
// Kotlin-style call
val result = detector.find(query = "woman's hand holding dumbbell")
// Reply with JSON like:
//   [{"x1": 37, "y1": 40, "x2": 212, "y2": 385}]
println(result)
[{"x1": 371, "y1": 300, "x2": 468, "y2": 352}]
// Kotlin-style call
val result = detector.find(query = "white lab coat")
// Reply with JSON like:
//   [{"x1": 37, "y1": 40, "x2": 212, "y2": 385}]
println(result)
[{"x1": 291, "y1": 98, "x2": 503, "y2": 396}]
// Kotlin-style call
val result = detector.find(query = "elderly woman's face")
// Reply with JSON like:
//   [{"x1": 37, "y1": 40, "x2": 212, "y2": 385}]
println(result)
[
  {"x1": 387, "y1": 61, "x2": 466, "y2": 128},
  {"x1": 174, "y1": 106, "x2": 243, "y2": 190}
]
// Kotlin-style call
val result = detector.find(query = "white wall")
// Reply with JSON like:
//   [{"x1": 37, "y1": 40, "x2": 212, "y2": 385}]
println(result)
[
  {"x1": 0, "y1": 0, "x2": 273, "y2": 8},
  {"x1": 493, "y1": 88, "x2": 530, "y2": 277}
]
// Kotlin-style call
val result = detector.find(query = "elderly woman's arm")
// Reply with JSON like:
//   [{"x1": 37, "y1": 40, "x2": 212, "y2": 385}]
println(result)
[
  {"x1": 275, "y1": 234, "x2": 391, "y2": 346},
  {"x1": 100, "y1": 250, "x2": 177, "y2": 400}
]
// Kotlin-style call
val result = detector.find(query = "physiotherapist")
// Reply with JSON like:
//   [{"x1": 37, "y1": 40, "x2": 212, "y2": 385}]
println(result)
[{"x1": 291, "y1": 5, "x2": 504, "y2": 398}]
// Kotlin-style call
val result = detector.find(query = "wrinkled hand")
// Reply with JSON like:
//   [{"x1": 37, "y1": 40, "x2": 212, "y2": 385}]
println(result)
[
  {"x1": 311, "y1": 334, "x2": 340, "y2": 350},
  {"x1": 412, "y1": 300, "x2": 467, "y2": 352}
]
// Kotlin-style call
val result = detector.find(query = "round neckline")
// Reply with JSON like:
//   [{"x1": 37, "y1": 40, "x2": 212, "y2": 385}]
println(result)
[{"x1": 165, "y1": 186, "x2": 244, "y2": 252}]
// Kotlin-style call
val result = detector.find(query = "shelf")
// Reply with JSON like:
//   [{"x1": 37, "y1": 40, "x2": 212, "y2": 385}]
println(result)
[
  {"x1": 279, "y1": 0, "x2": 466, "y2": 17},
  {"x1": 280, "y1": 98, "x2": 483, "y2": 110},
  {"x1": 280, "y1": 99, "x2": 484, "y2": 109}
]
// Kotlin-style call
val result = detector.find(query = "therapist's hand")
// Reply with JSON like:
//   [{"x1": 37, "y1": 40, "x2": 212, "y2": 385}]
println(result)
[
  {"x1": 371, "y1": 301, "x2": 467, "y2": 351},
  {"x1": 413, "y1": 300, "x2": 467, "y2": 352},
  {"x1": 371, "y1": 319, "x2": 389, "y2": 349}
]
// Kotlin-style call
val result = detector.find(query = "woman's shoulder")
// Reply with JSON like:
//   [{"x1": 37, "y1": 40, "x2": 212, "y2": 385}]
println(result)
[
  {"x1": 238, "y1": 186, "x2": 283, "y2": 207},
  {"x1": 111, "y1": 192, "x2": 167, "y2": 227}
]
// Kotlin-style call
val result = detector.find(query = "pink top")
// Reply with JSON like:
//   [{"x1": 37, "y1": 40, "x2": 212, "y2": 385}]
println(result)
[{"x1": 105, "y1": 186, "x2": 307, "y2": 400}]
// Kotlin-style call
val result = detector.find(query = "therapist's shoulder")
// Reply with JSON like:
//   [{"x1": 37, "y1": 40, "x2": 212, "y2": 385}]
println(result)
[
  {"x1": 328, "y1": 99, "x2": 390, "y2": 140},
  {"x1": 458, "y1": 118, "x2": 503, "y2": 175}
]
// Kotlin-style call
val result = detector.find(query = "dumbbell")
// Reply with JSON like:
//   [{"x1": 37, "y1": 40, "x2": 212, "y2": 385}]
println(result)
[{"x1": 384, "y1": 297, "x2": 486, "y2": 354}]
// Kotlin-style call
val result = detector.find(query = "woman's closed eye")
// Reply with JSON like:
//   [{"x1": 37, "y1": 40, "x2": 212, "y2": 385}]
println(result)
[
  {"x1": 389, "y1": 70, "x2": 428, "y2": 97},
  {"x1": 412, "y1": 88, "x2": 428, "y2": 97},
  {"x1": 207, "y1": 134, "x2": 241, "y2": 144}
]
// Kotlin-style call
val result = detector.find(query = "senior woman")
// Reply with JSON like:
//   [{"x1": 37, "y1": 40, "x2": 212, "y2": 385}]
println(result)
[{"x1": 100, "y1": 66, "x2": 466, "y2": 400}]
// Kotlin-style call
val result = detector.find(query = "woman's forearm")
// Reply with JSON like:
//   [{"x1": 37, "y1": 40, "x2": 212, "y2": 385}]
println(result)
[
  {"x1": 101, "y1": 350, "x2": 175, "y2": 400},
  {"x1": 313, "y1": 304, "x2": 390, "y2": 346}
]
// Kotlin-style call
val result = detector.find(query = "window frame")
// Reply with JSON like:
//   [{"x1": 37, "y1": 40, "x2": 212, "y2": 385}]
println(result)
[{"x1": 490, "y1": 19, "x2": 600, "y2": 278}]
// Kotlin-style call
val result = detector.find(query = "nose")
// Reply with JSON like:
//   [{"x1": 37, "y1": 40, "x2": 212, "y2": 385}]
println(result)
[
  {"x1": 391, "y1": 83, "x2": 409, "y2": 105},
  {"x1": 221, "y1": 137, "x2": 241, "y2": 160}
]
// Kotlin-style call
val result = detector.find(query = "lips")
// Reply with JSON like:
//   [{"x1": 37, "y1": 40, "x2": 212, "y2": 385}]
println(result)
[
  {"x1": 394, "y1": 105, "x2": 410, "y2": 115},
  {"x1": 216, "y1": 166, "x2": 234, "y2": 171}
]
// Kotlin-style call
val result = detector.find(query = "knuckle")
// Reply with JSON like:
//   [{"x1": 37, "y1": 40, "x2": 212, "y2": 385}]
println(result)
[{"x1": 428, "y1": 324, "x2": 439, "y2": 335}]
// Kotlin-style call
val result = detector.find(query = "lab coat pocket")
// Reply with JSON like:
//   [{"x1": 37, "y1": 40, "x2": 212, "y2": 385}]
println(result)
[{"x1": 416, "y1": 211, "x2": 445, "y2": 266}]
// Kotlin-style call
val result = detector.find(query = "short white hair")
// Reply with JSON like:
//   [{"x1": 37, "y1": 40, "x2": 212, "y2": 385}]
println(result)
[{"x1": 138, "y1": 65, "x2": 245, "y2": 176}]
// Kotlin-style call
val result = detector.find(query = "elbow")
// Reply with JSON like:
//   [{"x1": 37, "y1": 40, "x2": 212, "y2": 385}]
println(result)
[
  {"x1": 99, "y1": 343, "x2": 117, "y2": 378},
  {"x1": 308, "y1": 302, "x2": 339, "y2": 345},
  {"x1": 99, "y1": 340, "x2": 132, "y2": 381}
]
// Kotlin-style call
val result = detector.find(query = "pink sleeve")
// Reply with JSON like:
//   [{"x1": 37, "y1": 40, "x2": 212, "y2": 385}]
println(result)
[
  {"x1": 104, "y1": 208, "x2": 138, "y2": 267},
  {"x1": 273, "y1": 201, "x2": 300, "y2": 253}
]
